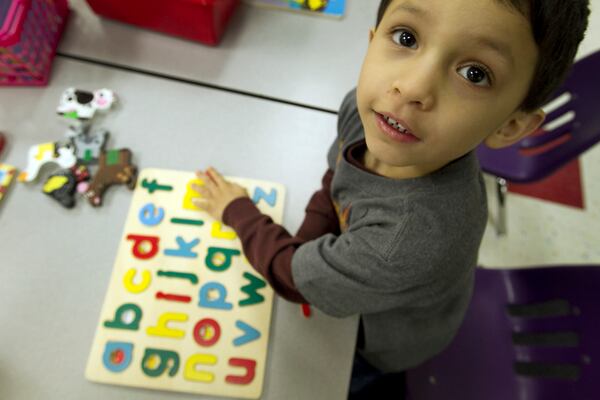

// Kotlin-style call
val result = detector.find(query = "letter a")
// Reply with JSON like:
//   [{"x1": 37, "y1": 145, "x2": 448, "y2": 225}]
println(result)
[{"x1": 102, "y1": 341, "x2": 133, "y2": 373}]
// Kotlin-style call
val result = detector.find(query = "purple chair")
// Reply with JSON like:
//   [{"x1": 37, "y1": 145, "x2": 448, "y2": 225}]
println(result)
[
  {"x1": 476, "y1": 50, "x2": 600, "y2": 234},
  {"x1": 405, "y1": 266, "x2": 600, "y2": 400}
]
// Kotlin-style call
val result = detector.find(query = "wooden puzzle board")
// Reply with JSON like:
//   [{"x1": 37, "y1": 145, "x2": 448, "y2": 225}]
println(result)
[{"x1": 86, "y1": 168, "x2": 284, "y2": 399}]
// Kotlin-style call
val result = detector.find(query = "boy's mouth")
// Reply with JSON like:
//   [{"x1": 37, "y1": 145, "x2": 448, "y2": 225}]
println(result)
[
  {"x1": 383, "y1": 115, "x2": 410, "y2": 133},
  {"x1": 374, "y1": 112, "x2": 421, "y2": 143}
]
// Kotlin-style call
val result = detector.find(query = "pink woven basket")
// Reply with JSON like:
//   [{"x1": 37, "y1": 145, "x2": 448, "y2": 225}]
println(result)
[{"x1": 0, "y1": 0, "x2": 69, "y2": 86}]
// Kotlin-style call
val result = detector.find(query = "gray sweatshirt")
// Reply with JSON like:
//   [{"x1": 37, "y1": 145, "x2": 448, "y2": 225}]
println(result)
[{"x1": 290, "y1": 89, "x2": 488, "y2": 372}]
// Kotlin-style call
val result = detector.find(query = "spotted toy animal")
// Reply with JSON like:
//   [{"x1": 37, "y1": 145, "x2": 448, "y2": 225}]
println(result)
[
  {"x1": 85, "y1": 149, "x2": 137, "y2": 207},
  {"x1": 57, "y1": 87, "x2": 116, "y2": 121},
  {"x1": 18, "y1": 141, "x2": 77, "y2": 183}
]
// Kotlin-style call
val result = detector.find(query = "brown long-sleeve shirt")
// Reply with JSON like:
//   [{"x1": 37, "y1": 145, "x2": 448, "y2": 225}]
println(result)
[{"x1": 223, "y1": 169, "x2": 339, "y2": 304}]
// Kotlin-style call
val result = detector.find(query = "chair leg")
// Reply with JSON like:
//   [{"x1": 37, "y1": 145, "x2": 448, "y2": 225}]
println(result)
[{"x1": 495, "y1": 177, "x2": 508, "y2": 235}]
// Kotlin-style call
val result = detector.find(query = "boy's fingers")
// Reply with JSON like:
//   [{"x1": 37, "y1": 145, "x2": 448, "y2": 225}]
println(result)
[
  {"x1": 191, "y1": 183, "x2": 205, "y2": 194},
  {"x1": 192, "y1": 197, "x2": 208, "y2": 209},
  {"x1": 207, "y1": 167, "x2": 226, "y2": 186}
]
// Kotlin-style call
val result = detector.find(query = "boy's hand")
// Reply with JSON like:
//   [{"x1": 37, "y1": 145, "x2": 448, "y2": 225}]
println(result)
[{"x1": 192, "y1": 167, "x2": 249, "y2": 222}]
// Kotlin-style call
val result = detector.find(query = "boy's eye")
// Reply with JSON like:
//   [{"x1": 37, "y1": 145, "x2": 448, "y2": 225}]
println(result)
[
  {"x1": 391, "y1": 29, "x2": 418, "y2": 49},
  {"x1": 457, "y1": 65, "x2": 492, "y2": 87}
]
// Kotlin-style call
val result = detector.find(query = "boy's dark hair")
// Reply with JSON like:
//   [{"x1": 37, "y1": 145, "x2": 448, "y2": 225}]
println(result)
[{"x1": 376, "y1": 0, "x2": 590, "y2": 112}]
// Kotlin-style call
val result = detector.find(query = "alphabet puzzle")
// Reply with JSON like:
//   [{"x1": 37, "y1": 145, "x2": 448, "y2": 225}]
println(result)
[{"x1": 86, "y1": 168, "x2": 284, "y2": 399}]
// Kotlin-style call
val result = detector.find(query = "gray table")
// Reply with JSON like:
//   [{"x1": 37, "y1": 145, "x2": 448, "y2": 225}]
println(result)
[
  {"x1": 58, "y1": 0, "x2": 376, "y2": 112},
  {"x1": 0, "y1": 58, "x2": 358, "y2": 400}
]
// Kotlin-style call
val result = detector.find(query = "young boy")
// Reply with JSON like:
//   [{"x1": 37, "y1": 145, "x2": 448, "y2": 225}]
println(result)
[{"x1": 193, "y1": 0, "x2": 590, "y2": 397}]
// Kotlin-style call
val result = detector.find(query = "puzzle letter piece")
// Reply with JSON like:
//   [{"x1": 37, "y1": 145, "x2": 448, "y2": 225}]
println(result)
[
  {"x1": 183, "y1": 178, "x2": 204, "y2": 210},
  {"x1": 205, "y1": 247, "x2": 241, "y2": 272},
  {"x1": 102, "y1": 341, "x2": 134, "y2": 373},
  {"x1": 193, "y1": 318, "x2": 221, "y2": 347},
  {"x1": 184, "y1": 354, "x2": 217, "y2": 383},
  {"x1": 123, "y1": 268, "x2": 152, "y2": 294},
  {"x1": 127, "y1": 234, "x2": 160, "y2": 260},
  {"x1": 233, "y1": 320, "x2": 261, "y2": 347},
  {"x1": 199, "y1": 282, "x2": 233, "y2": 310},
  {"x1": 146, "y1": 312, "x2": 188, "y2": 339},
  {"x1": 164, "y1": 236, "x2": 200, "y2": 259},
  {"x1": 239, "y1": 272, "x2": 267, "y2": 307},
  {"x1": 104, "y1": 303, "x2": 142, "y2": 331},
  {"x1": 142, "y1": 348, "x2": 180, "y2": 378},
  {"x1": 226, "y1": 358, "x2": 257, "y2": 385}
]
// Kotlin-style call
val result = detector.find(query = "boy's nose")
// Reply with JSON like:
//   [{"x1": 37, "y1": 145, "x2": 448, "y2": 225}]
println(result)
[{"x1": 390, "y1": 62, "x2": 438, "y2": 111}]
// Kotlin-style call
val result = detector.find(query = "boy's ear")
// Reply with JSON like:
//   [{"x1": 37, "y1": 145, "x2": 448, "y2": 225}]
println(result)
[
  {"x1": 484, "y1": 109, "x2": 546, "y2": 149},
  {"x1": 369, "y1": 28, "x2": 375, "y2": 42}
]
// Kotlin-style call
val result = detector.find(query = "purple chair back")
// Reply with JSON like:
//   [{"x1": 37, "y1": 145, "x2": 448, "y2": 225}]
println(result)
[
  {"x1": 476, "y1": 50, "x2": 600, "y2": 182},
  {"x1": 405, "y1": 266, "x2": 600, "y2": 400}
]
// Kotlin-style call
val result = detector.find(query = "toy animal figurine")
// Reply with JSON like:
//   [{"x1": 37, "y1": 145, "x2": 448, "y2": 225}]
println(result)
[
  {"x1": 85, "y1": 149, "x2": 137, "y2": 207},
  {"x1": 57, "y1": 87, "x2": 116, "y2": 121},
  {"x1": 42, "y1": 165, "x2": 91, "y2": 209},
  {"x1": 71, "y1": 127, "x2": 110, "y2": 165},
  {"x1": 18, "y1": 141, "x2": 77, "y2": 183},
  {"x1": 43, "y1": 169, "x2": 77, "y2": 208}
]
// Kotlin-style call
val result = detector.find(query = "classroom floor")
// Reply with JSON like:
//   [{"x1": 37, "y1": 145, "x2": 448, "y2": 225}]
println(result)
[{"x1": 478, "y1": 142, "x2": 600, "y2": 267}]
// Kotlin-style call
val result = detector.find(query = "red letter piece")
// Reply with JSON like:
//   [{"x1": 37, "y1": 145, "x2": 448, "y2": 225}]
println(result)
[
  {"x1": 127, "y1": 234, "x2": 159, "y2": 260},
  {"x1": 193, "y1": 318, "x2": 221, "y2": 347},
  {"x1": 156, "y1": 292, "x2": 192, "y2": 303},
  {"x1": 226, "y1": 358, "x2": 256, "y2": 385}
]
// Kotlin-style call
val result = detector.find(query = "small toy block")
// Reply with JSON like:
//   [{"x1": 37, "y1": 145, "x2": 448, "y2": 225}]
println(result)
[
  {"x1": 18, "y1": 142, "x2": 77, "y2": 183},
  {"x1": 57, "y1": 87, "x2": 117, "y2": 121},
  {"x1": 85, "y1": 149, "x2": 137, "y2": 207}
]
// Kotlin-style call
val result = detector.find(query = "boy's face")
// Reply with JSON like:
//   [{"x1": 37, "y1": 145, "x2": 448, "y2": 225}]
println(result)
[{"x1": 357, "y1": 0, "x2": 544, "y2": 178}]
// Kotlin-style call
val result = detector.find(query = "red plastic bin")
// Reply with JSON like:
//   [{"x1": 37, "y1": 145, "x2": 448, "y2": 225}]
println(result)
[
  {"x1": 0, "y1": 0, "x2": 69, "y2": 86},
  {"x1": 85, "y1": 0, "x2": 239, "y2": 46}
]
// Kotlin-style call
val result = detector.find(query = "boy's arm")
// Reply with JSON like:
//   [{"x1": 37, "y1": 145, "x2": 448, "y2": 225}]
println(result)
[
  {"x1": 295, "y1": 169, "x2": 340, "y2": 241},
  {"x1": 223, "y1": 198, "x2": 307, "y2": 303},
  {"x1": 192, "y1": 167, "x2": 342, "y2": 305}
]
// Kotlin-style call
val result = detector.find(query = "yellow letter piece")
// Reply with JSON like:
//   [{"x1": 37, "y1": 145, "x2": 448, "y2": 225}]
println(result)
[
  {"x1": 183, "y1": 178, "x2": 205, "y2": 211},
  {"x1": 210, "y1": 221, "x2": 237, "y2": 240},
  {"x1": 123, "y1": 268, "x2": 152, "y2": 294},
  {"x1": 184, "y1": 354, "x2": 218, "y2": 383},
  {"x1": 147, "y1": 312, "x2": 188, "y2": 339}
]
